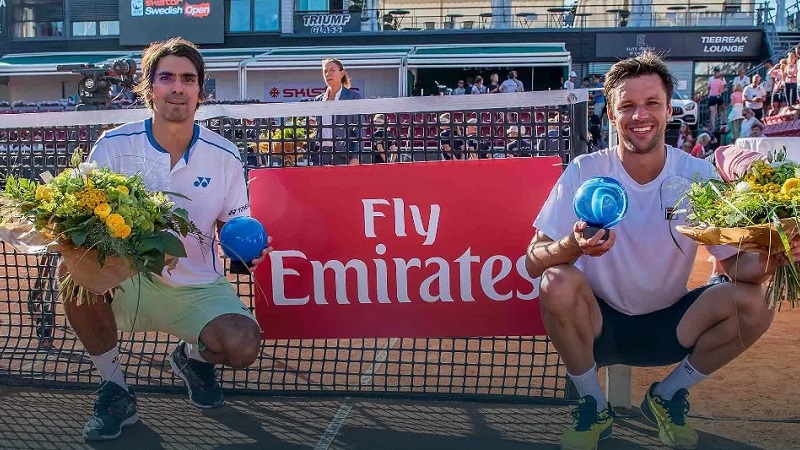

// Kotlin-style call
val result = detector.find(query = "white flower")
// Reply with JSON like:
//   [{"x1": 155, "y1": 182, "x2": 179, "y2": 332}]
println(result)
[
  {"x1": 735, "y1": 181, "x2": 751, "y2": 193},
  {"x1": 78, "y1": 161, "x2": 97, "y2": 175}
]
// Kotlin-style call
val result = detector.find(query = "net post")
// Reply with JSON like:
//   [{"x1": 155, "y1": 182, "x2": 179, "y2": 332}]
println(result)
[{"x1": 606, "y1": 364, "x2": 632, "y2": 411}]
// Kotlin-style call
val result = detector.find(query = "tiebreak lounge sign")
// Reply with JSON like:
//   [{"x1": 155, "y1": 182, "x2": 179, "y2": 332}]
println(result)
[{"x1": 595, "y1": 31, "x2": 762, "y2": 59}]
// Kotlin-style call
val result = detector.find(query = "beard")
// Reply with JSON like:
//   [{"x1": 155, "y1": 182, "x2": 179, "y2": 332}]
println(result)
[
  {"x1": 158, "y1": 104, "x2": 193, "y2": 123},
  {"x1": 618, "y1": 122, "x2": 665, "y2": 155}
]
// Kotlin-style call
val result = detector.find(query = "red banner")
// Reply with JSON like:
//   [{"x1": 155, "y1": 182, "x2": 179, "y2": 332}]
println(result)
[{"x1": 249, "y1": 157, "x2": 562, "y2": 339}]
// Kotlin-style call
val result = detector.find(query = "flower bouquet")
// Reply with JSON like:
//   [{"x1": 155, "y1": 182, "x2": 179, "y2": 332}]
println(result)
[
  {"x1": 676, "y1": 150, "x2": 800, "y2": 309},
  {"x1": 0, "y1": 150, "x2": 203, "y2": 305}
]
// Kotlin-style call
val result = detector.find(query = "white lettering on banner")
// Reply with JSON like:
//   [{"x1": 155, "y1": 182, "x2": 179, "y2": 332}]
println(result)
[
  {"x1": 701, "y1": 36, "x2": 748, "y2": 44},
  {"x1": 362, "y1": 198, "x2": 439, "y2": 245},
  {"x1": 302, "y1": 13, "x2": 352, "y2": 27},
  {"x1": 268, "y1": 249, "x2": 539, "y2": 306},
  {"x1": 704, "y1": 45, "x2": 746, "y2": 53},
  {"x1": 700, "y1": 35, "x2": 748, "y2": 53},
  {"x1": 270, "y1": 197, "x2": 539, "y2": 306},
  {"x1": 145, "y1": 5, "x2": 183, "y2": 14},
  {"x1": 0, "y1": 0, "x2": 7, "y2": 8}
]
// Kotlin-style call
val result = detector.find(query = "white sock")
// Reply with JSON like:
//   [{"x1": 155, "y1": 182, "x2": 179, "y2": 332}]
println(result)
[
  {"x1": 568, "y1": 364, "x2": 607, "y2": 412},
  {"x1": 654, "y1": 356, "x2": 708, "y2": 400},
  {"x1": 184, "y1": 341, "x2": 206, "y2": 363},
  {"x1": 90, "y1": 347, "x2": 127, "y2": 390}
]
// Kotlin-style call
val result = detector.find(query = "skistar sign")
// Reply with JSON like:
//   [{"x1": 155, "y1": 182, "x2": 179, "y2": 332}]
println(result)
[
  {"x1": 265, "y1": 81, "x2": 365, "y2": 102},
  {"x1": 249, "y1": 158, "x2": 561, "y2": 339}
]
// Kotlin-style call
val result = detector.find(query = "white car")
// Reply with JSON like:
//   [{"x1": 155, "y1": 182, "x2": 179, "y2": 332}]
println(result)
[{"x1": 671, "y1": 91, "x2": 697, "y2": 126}]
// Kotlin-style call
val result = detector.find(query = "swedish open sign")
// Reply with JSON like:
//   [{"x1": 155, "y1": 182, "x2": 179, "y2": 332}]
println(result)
[
  {"x1": 294, "y1": 12, "x2": 361, "y2": 35},
  {"x1": 119, "y1": 0, "x2": 224, "y2": 46}
]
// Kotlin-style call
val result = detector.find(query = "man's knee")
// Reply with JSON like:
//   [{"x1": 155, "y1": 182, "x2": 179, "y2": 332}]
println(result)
[
  {"x1": 539, "y1": 265, "x2": 587, "y2": 313},
  {"x1": 731, "y1": 283, "x2": 773, "y2": 336},
  {"x1": 218, "y1": 317, "x2": 261, "y2": 369}
]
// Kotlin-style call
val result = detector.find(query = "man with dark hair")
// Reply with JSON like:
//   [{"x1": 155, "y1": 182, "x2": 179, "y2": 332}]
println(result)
[
  {"x1": 62, "y1": 37, "x2": 272, "y2": 441},
  {"x1": 526, "y1": 51, "x2": 792, "y2": 450}
]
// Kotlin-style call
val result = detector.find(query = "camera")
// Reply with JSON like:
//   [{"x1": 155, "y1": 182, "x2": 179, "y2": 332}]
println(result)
[{"x1": 57, "y1": 59, "x2": 138, "y2": 111}]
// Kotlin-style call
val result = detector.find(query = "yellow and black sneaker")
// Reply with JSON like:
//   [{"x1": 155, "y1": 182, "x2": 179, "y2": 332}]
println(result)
[
  {"x1": 641, "y1": 383, "x2": 698, "y2": 449},
  {"x1": 560, "y1": 395, "x2": 614, "y2": 450}
]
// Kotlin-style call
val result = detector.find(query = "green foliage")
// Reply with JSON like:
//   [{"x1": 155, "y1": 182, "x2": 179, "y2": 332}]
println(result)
[{"x1": 1, "y1": 150, "x2": 203, "y2": 280}]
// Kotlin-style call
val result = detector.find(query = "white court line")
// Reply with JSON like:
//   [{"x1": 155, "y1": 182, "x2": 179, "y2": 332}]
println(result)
[
  {"x1": 313, "y1": 337, "x2": 400, "y2": 449},
  {"x1": 360, "y1": 337, "x2": 399, "y2": 385},
  {"x1": 314, "y1": 402, "x2": 353, "y2": 450}
]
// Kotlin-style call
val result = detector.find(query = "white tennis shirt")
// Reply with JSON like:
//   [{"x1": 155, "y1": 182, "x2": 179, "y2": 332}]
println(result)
[
  {"x1": 89, "y1": 118, "x2": 250, "y2": 287},
  {"x1": 534, "y1": 146, "x2": 738, "y2": 315}
]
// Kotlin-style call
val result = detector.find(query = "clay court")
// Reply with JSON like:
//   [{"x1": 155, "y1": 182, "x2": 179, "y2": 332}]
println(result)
[{"x1": 2, "y1": 247, "x2": 800, "y2": 449}]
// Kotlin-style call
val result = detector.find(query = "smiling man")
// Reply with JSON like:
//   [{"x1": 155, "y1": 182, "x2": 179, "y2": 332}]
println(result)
[
  {"x1": 524, "y1": 52, "x2": 792, "y2": 450},
  {"x1": 60, "y1": 38, "x2": 272, "y2": 441}
]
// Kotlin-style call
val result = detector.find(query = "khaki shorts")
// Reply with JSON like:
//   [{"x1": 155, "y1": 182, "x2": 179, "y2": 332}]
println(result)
[{"x1": 111, "y1": 275, "x2": 257, "y2": 345}]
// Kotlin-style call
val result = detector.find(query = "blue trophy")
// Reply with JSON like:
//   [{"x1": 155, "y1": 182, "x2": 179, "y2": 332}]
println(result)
[
  {"x1": 220, "y1": 217, "x2": 268, "y2": 274},
  {"x1": 573, "y1": 176, "x2": 628, "y2": 239}
]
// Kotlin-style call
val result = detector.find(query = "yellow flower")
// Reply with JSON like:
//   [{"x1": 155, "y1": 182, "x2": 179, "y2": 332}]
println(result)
[
  {"x1": 94, "y1": 203, "x2": 111, "y2": 221},
  {"x1": 105, "y1": 213, "x2": 125, "y2": 231},
  {"x1": 782, "y1": 178, "x2": 800, "y2": 194},
  {"x1": 75, "y1": 187, "x2": 108, "y2": 211},
  {"x1": 35, "y1": 185, "x2": 53, "y2": 201},
  {"x1": 117, "y1": 185, "x2": 129, "y2": 195},
  {"x1": 114, "y1": 224, "x2": 132, "y2": 239}
]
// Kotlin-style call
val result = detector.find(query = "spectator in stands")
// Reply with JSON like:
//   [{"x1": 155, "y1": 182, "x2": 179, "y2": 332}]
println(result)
[
  {"x1": 739, "y1": 107, "x2": 764, "y2": 138},
  {"x1": 487, "y1": 73, "x2": 501, "y2": 94},
  {"x1": 691, "y1": 133, "x2": 713, "y2": 158},
  {"x1": 742, "y1": 74, "x2": 767, "y2": 120},
  {"x1": 453, "y1": 80, "x2": 467, "y2": 95},
  {"x1": 592, "y1": 75, "x2": 606, "y2": 120},
  {"x1": 505, "y1": 125, "x2": 532, "y2": 156},
  {"x1": 438, "y1": 113, "x2": 464, "y2": 160},
  {"x1": 676, "y1": 123, "x2": 694, "y2": 149},
  {"x1": 471, "y1": 76, "x2": 488, "y2": 94},
  {"x1": 371, "y1": 118, "x2": 399, "y2": 163},
  {"x1": 588, "y1": 109, "x2": 602, "y2": 148},
  {"x1": 564, "y1": 71, "x2": 577, "y2": 90},
  {"x1": 750, "y1": 122, "x2": 765, "y2": 137},
  {"x1": 762, "y1": 60, "x2": 775, "y2": 116},
  {"x1": 312, "y1": 58, "x2": 363, "y2": 165},
  {"x1": 727, "y1": 84, "x2": 745, "y2": 140},
  {"x1": 464, "y1": 117, "x2": 490, "y2": 159},
  {"x1": 732, "y1": 67, "x2": 750, "y2": 90},
  {"x1": 770, "y1": 59, "x2": 787, "y2": 114},
  {"x1": 61, "y1": 38, "x2": 272, "y2": 442},
  {"x1": 785, "y1": 52, "x2": 798, "y2": 106},
  {"x1": 699, "y1": 122, "x2": 720, "y2": 151},
  {"x1": 707, "y1": 66, "x2": 727, "y2": 131},
  {"x1": 500, "y1": 70, "x2": 525, "y2": 93},
  {"x1": 526, "y1": 51, "x2": 778, "y2": 450}
]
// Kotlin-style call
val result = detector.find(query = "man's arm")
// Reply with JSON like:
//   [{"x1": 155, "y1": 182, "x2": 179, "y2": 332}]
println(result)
[
  {"x1": 525, "y1": 231, "x2": 582, "y2": 279},
  {"x1": 525, "y1": 225, "x2": 616, "y2": 279},
  {"x1": 721, "y1": 236, "x2": 800, "y2": 284}
]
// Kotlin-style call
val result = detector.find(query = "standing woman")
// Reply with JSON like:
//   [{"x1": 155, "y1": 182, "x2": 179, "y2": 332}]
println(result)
[
  {"x1": 769, "y1": 59, "x2": 787, "y2": 115},
  {"x1": 312, "y1": 58, "x2": 363, "y2": 165},
  {"x1": 785, "y1": 52, "x2": 798, "y2": 107}
]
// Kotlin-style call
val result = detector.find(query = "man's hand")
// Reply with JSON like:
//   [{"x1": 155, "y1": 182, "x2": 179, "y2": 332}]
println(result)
[
  {"x1": 573, "y1": 221, "x2": 616, "y2": 257},
  {"x1": 248, "y1": 236, "x2": 274, "y2": 269},
  {"x1": 758, "y1": 234, "x2": 800, "y2": 275}
]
